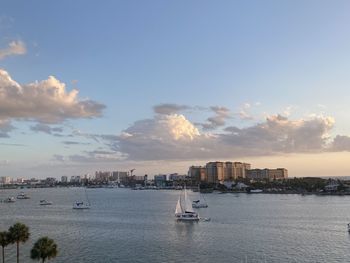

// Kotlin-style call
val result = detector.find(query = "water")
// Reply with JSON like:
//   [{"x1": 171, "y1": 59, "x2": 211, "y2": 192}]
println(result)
[{"x1": 1, "y1": 188, "x2": 350, "y2": 262}]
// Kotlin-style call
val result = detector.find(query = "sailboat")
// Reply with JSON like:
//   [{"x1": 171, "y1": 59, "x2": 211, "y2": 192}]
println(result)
[
  {"x1": 192, "y1": 185, "x2": 208, "y2": 208},
  {"x1": 73, "y1": 188, "x2": 90, "y2": 209},
  {"x1": 175, "y1": 186, "x2": 199, "y2": 221}
]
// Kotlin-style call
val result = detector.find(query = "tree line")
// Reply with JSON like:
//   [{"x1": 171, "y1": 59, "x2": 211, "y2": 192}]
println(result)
[{"x1": 0, "y1": 222, "x2": 57, "y2": 263}]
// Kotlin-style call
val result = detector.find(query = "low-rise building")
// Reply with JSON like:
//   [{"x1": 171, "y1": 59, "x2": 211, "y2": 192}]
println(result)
[{"x1": 154, "y1": 174, "x2": 167, "y2": 187}]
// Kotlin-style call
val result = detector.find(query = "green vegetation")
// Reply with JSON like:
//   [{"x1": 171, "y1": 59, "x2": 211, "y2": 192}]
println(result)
[
  {"x1": 30, "y1": 237, "x2": 58, "y2": 263},
  {"x1": 8, "y1": 223, "x2": 30, "y2": 263},
  {"x1": 0, "y1": 223, "x2": 58, "y2": 262},
  {"x1": 0, "y1": 231, "x2": 10, "y2": 263}
]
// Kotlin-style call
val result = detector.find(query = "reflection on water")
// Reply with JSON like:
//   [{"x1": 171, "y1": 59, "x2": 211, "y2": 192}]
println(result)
[{"x1": 0, "y1": 188, "x2": 350, "y2": 262}]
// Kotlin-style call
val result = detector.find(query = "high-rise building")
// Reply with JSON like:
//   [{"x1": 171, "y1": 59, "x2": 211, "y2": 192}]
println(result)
[
  {"x1": 61, "y1": 176, "x2": 68, "y2": 183},
  {"x1": 0, "y1": 176, "x2": 11, "y2": 185},
  {"x1": 95, "y1": 171, "x2": 111, "y2": 182},
  {"x1": 188, "y1": 166, "x2": 206, "y2": 183},
  {"x1": 206, "y1": 162, "x2": 225, "y2": 183},
  {"x1": 247, "y1": 168, "x2": 288, "y2": 181},
  {"x1": 112, "y1": 171, "x2": 128, "y2": 183},
  {"x1": 205, "y1": 161, "x2": 251, "y2": 183}
]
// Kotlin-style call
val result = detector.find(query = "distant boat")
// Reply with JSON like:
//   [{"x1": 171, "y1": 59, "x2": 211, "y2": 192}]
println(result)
[
  {"x1": 17, "y1": 192, "x2": 30, "y2": 199},
  {"x1": 73, "y1": 188, "x2": 90, "y2": 209},
  {"x1": 192, "y1": 185, "x2": 208, "y2": 208},
  {"x1": 72, "y1": 201, "x2": 90, "y2": 209},
  {"x1": 39, "y1": 200, "x2": 53, "y2": 205},
  {"x1": 175, "y1": 186, "x2": 199, "y2": 221},
  {"x1": 249, "y1": 189, "x2": 263, "y2": 193},
  {"x1": 4, "y1": 197, "x2": 16, "y2": 203}
]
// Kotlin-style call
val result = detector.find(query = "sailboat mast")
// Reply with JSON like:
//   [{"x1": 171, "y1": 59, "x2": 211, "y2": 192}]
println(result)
[{"x1": 85, "y1": 188, "x2": 90, "y2": 205}]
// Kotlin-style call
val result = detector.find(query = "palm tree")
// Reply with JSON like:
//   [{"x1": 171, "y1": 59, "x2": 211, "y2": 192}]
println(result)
[
  {"x1": 8, "y1": 223, "x2": 30, "y2": 263},
  {"x1": 30, "y1": 237, "x2": 58, "y2": 263},
  {"x1": 0, "y1": 231, "x2": 10, "y2": 263}
]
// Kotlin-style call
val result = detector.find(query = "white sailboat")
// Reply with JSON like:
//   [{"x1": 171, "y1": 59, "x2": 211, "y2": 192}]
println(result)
[
  {"x1": 175, "y1": 186, "x2": 199, "y2": 221},
  {"x1": 73, "y1": 188, "x2": 90, "y2": 209},
  {"x1": 192, "y1": 185, "x2": 208, "y2": 208}
]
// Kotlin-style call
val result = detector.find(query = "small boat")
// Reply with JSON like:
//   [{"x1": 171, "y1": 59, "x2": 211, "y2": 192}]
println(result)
[
  {"x1": 39, "y1": 200, "x2": 53, "y2": 205},
  {"x1": 175, "y1": 186, "x2": 199, "y2": 221},
  {"x1": 192, "y1": 185, "x2": 208, "y2": 208},
  {"x1": 4, "y1": 197, "x2": 16, "y2": 203},
  {"x1": 249, "y1": 189, "x2": 263, "y2": 193},
  {"x1": 72, "y1": 201, "x2": 90, "y2": 209},
  {"x1": 17, "y1": 192, "x2": 30, "y2": 199},
  {"x1": 73, "y1": 188, "x2": 90, "y2": 209}
]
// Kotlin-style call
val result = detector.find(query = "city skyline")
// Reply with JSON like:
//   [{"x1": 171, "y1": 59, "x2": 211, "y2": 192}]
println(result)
[{"x1": 1, "y1": 1, "x2": 350, "y2": 178}]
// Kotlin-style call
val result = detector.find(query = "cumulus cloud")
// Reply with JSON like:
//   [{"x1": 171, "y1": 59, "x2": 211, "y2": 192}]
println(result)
[
  {"x1": 200, "y1": 106, "x2": 231, "y2": 130},
  {"x1": 222, "y1": 114, "x2": 335, "y2": 154},
  {"x1": 153, "y1": 103, "x2": 190, "y2": 115},
  {"x1": 109, "y1": 113, "x2": 337, "y2": 161},
  {"x1": 0, "y1": 41, "x2": 26, "y2": 60},
  {"x1": 113, "y1": 114, "x2": 208, "y2": 160},
  {"x1": 330, "y1": 135, "x2": 350, "y2": 151},
  {"x1": 51, "y1": 104, "x2": 350, "y2": 163},
  {"x1": 0, "y1": 69, "x2": 105, "y2": 124}
]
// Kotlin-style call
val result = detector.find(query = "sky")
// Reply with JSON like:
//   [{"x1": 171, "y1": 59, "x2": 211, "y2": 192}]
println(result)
[{"x1": 1, "y1": 0, "x2": 350, "y2": 179}]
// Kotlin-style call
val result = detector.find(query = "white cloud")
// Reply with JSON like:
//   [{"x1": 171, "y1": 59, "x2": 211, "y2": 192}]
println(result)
[
  {"x1": 0, "y1": 41, "x2": 26, "y2": 60},
  {"x1": 51, "y1": 105, "x2": 350, "y2": 164},
  {"x1": 0, "y1": 69, "x2": 105, "y2": 124},
  {"x1": 112, "y1": 113, "x2": 337, "y2": 161}
]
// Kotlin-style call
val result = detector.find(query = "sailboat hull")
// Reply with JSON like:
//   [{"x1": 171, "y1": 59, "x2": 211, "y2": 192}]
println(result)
[
  {"x1": 176, "y1": 214, "x2": 200, "y2": 221},
  {"x1": 73, "y1": 205, "x2": 90, "y2": 209}
]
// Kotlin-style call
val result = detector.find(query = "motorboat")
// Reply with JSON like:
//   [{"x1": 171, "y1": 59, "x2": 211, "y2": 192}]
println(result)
[
  {"x1": 73, "y1": 201, "x2": 90, "y2": 209},
  {"x1": 192, "y1": 199, "x2": 208, "y2": 208},
  {"x1": 4, "y1": 197, "x2": 15, "y2": 203},
  {"x1": 39, "y1": 200, "x2": 53, "y2": 205},
  {"x1": 175, "y1": 186, "x2": 199, "y2": 221},
  {"x1": 17, "y1": 192, "x2": 30, "y2": 199}
]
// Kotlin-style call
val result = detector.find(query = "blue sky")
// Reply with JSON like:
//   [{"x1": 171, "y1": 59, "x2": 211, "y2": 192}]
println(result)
[{"x1": 1, "y1": 1, "x2": 350, "y2": 178}]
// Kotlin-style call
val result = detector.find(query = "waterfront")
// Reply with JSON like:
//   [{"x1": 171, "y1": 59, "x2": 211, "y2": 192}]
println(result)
[{"x1": 1, "y1": 188, "x2": 350, "y2": 262}]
